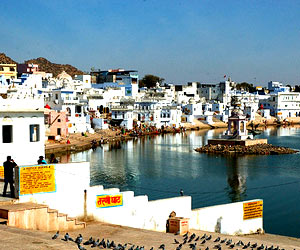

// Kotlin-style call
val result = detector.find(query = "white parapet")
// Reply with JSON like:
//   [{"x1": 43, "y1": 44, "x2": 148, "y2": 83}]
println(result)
[
  {"x1": 15, "y1": 162, "x2": 263, "y2": 235},
  {"x1": 190, "y1": 199, "x2": 263, "y2": 235}
]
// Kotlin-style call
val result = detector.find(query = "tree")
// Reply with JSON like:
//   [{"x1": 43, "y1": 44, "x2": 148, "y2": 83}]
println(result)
[
  {"x1": 294, "y1": 85, "x2": 300, "y2": 92},
  {"x1": 235, "y1": 82, "x2": 256, "y2": 93},
  {"x1": 139, "y1": 74, "x2": 165, "y2": 88}
]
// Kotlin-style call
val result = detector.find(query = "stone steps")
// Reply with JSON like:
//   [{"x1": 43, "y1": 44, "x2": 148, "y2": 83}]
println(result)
[{"x1": 0, "y1": 202, "x2": 85, "y2": 231}]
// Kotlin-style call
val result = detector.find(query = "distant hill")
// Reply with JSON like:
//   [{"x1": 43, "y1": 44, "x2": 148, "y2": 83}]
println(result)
[
  {"x1": 25, "y1": 57, "x2": 84, "y2": 77},
  {"x1": 0, "y1": 52, "x2": 84, "y2": 77},
  {"x1": 0, "y1": 53, "x2": 17, "y2": 64}
]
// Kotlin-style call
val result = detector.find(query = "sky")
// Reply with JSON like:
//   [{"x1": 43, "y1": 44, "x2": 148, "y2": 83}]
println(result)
[{"x1": 1, "y1": 0, "x2": 300, "y2": 85}]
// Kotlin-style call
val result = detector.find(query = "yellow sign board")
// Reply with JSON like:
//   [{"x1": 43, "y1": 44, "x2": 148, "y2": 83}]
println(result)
[
  {"x1": 19, "y1": 165, "x2": 56, "y2": 195},
  {"x1": 96, "y1": 194, "x2": 123, "y2": 208},
  {"x1": 243, "y1": 200, "x2": 263, "y2": 220},
  {"x1": 0, "y1": 166, "x2": 4, "y2": 178}
]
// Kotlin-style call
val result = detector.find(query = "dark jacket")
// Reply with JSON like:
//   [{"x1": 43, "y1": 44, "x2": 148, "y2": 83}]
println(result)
[{"x1": 3, "y1": 160, "x2": 17, "y2": 181}]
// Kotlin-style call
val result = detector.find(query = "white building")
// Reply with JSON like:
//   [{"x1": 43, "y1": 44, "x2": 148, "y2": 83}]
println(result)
[
  {"x1": 74, "y1": 75, "x2": 92, "y2": 88},
  {"x1": 182, "y1": 99, "x2": 203, "y2": 124},
  {"x1": 0, "y1": 105, "x2": 45, "y2": 165},
  {"x1": 46, "y1": 89, "x2": 91, "y2": 133},
  {"x1": 111, "y1": 105, "x2": 134, "y2": 129},
  {"x1": 260, "y1": 92, "x2": 300, "y2": 119}
]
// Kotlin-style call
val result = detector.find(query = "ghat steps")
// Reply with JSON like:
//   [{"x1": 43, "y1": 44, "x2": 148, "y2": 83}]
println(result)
[{"x1": 0, "y1": 202, "x2": 85, "y2": 231}]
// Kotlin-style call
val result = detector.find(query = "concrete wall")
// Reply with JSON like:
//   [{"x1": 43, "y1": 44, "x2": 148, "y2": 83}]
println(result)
[
  {"x1": 0, "y1": 110, "x2": 45, "y2": 165},
  {"x1": 15, "y1": 162, "x2": 263, "y2": 235},
  {"x1": 85, "y1": 186, "x2": 191, "y2": 232},
  {"x1": 190, "y1": 199, "x2": 263, "y2": 235},
  {"x1": 17, "y1": 162, "x2": 90, "y2": 217}
]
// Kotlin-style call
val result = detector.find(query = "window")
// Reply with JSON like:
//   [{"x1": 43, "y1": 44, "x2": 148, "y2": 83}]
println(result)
[
  {"x1": 55, "y1": 94, "x2": 58, "y2": 99},
  {"x1": 2, "y1": 125, "x2": 13, "y2": 143},
  {"x1": 10, "y1": 67, "x2": 15, "y2": 72},
  {"x1": 58, "y1": 119, "x2": 61, "y2": 122},
  {"x1": 0, "y1": 67, "x2": 4, "y2": 71},
  {"x1": 30, "y1": 124, "x2": 40, "y2": 142},
  {"x1": 57, "y1": 128, "x2": 61, "y2": 136}
]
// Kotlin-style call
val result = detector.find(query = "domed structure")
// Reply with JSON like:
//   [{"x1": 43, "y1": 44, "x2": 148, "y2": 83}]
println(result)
[
  {"x1": 57, "y1": 71, "x2": 72, "y2": 82},
  {"x1": 188, "y1": 98, "x2": 196, "y2": 104}
]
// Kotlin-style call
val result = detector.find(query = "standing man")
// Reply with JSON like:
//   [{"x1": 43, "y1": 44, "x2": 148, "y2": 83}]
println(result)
[{"x1": 3, "y1": 156, "x2": 17, "y2": 198}]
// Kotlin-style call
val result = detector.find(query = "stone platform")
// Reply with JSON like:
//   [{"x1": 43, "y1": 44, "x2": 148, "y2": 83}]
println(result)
[{"x1": 208, "y1": 138, "x2": 268, "y2": 146}]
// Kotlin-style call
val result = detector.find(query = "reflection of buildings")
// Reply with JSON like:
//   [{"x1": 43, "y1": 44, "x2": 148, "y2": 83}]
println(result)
[{"x1": 226, "y1": 157, "x2": 247, "y2": 202}]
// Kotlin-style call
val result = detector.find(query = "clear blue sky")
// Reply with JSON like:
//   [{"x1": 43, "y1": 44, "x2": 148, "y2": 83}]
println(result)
[{"x1": 1, "y1": 0, "x2": 300, "y2": 85}]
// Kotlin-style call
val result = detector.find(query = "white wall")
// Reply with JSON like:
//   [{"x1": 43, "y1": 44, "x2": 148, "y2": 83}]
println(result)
[
  {"x1": 0, "y1": 110, "x2": 45, "y2": 165},
  {"x1": 190, "y1": 199, "x2": 263, "y2": 235},
  {"x1": 17, "y1": 162, "x2": 90, "y2": 217},
  {"x1": 16, "y1": 162, "x2": 263, "y2": 235}
]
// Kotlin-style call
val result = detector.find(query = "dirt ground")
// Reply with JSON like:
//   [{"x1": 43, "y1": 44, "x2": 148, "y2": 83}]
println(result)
[{"x1": 1, "y1": 222, "x2": 300, "y2": 250}]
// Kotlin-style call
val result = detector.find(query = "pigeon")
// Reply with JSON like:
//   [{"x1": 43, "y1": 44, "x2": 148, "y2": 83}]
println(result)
[
  {"x1": 206, "y1": 235, "x2": 212, "y2": 240},
  {"x1": 188, "y1": 233, "x2": 196, "y2": 242},
  {"x1": 111, "y1": 241, "x2": 116, "y2": 248},
  {"x1": 183, "y1": 232, "x2": 189, "y2": 238},
  {"x1": 229, "y1": 243, "x2": 235, "y2": 249},
  {"x1": 52, "y1": 231, "x2": 59, "y2": 240},
  {"x1": 150, "y1": 247, "x2": 154, "y2": 250},
  {"x1": 220, "y1": 238, "x2": 227, "y2": 243},
  {"x1": 236, "y1": 240, "x2": 244, "y2": 246},
  {"x1": 201, "y1": 239, "x2": 206, "y2": 244},
  {"x1": 213, "y1": 244, "x2": 221, "y2": 249},
  {"x1": 188, "y1": 237, "x2": 194, "y2": 243},
  {"x1": 214, "y1": 237, "x2": 220, "y2": 242},
  {"x1": 62, "y1": 233, "x2": 73, "y2": 241},
  {"x1": 201, "y1": 233, "x2": 207, "y2": 239},
  {"x1": 83, "y1": 237, "x2": 94, "y2": 245},
  {"x1": 159, "y1": 244, "x2": 165, "y2": 249},
  {"x1": 205, "y1": 247, "x2": 209, "y2": 250},
  {"x1": 174, "y1": 239, "x2": 180, "y2": 244},
  {"x1": 75, "y1": 234, "x2": 83, "y2": 244},
  {"x1": 107, "y1": 239, "x2": 111, "y2": 248},
  {"x1": 91, "y1": 241, "x2": 98, "y2": 248},
  {"x1": 251, "y1": 243, "x2": 258, "y2": 249},
  {"x1": 77, "y1": 244, "x2": 86, "y2": 250},
  {"x1": 189, "y1": 243, "x2": 197, "y2": 250},
  {"x1": 176, "y1": 245, "x2": 182, "y2": 250},
  {"x1": 226, "y1": 239, "x2": 232, "y2": 245},
  {"x1": 180, "y1": 189, "x2": 184, "y2": 196},
  {"x1": 257, "y1": 244, "x2": 264, "y2": 250}
]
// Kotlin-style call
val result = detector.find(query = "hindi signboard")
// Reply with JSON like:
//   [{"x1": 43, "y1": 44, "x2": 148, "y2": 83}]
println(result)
[
  {"x1": 243, "y1": 200, "x2": 263, "y2": 220},
  {"x1": 96, "y1": 194, "x2": 123, "y2": 208},
  {"x1": 0, "y1": 166, "x2": 4, "y2": 178},
  {"x1": 19, "y1": 165, "x2": 56, "y2": 195}
]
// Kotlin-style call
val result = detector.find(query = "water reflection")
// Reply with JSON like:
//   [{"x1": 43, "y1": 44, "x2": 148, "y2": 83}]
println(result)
[
  {"x1": 225, "y1": 156, "x2": 247, "y2": 202},
  {"x1": 65, "y1": 127, "x2": 300, "y2": 237}
]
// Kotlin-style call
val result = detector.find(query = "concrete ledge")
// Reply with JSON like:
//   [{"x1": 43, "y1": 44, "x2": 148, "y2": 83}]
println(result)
[{"x1": 208, "y1": 139, "x2": 268, "y2": 146}]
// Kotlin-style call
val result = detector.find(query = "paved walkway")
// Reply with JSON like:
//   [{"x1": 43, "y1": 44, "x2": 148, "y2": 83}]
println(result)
[{"x1": 0, "y1": 222, "x2": 300, "y2": 250}]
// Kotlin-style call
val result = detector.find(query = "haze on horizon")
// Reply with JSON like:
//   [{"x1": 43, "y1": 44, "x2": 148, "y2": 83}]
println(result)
[{"x1": 1, "y1": 0, "x2": 300, "y2": 86}]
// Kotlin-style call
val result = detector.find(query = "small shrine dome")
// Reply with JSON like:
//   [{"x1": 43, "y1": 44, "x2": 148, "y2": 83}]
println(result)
[
  {"x1": 57, "y1": 71, "x2": 72, "y2": 82},
  {"x1": 189, "y1": 98, "x2": 196, "y2": 104}
]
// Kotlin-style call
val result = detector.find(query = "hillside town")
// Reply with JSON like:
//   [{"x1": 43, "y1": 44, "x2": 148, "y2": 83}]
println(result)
[{"x1": 1, "y1": 59, "x2": 300, "y2": 158}]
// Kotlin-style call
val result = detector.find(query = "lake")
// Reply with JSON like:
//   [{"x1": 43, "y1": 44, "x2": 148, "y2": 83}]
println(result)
[{"x1": 67, "y1": 126, "x2": 300, "y2": 238}]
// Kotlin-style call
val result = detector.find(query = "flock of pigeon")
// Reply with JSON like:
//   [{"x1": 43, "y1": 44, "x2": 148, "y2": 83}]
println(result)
[{"x1": 51, "y1": 231, "x2": 293, "y2": 250}]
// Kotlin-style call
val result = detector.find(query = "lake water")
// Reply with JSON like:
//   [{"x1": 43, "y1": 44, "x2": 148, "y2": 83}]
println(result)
[{"x1": 67, "y1": 126, "x2": 300, "y2": 238}]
